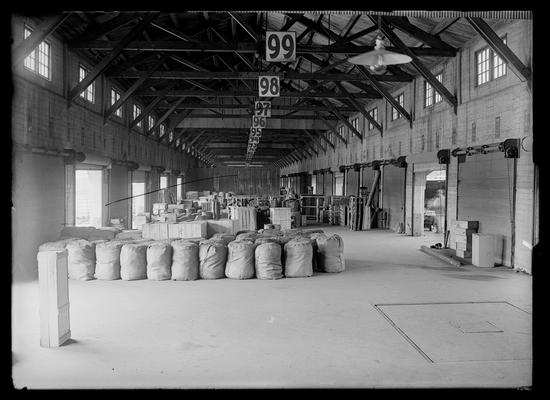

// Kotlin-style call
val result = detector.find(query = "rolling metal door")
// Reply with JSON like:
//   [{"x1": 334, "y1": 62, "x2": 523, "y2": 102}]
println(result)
[
  {"x1": 382, "y1": 164, "x2": 405, "y2": 231},
  {"x1": 457, "y1": 152, "x2": 514, "y2": 266},
  {"x1": 324, "y1": 173, "x2": 333, "y2": 197},
  {"x1": 346, "y1": 169, "x2": 359, "y2": 196},
  {"x1": 316, "y1": 174, "x2": 323, "y2": 195}
]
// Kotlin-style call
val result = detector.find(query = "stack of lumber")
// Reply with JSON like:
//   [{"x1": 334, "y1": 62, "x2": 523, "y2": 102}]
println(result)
[
  {"x1": 230, "y1": 206, "x2": 257, "y2": 232},
  {"x1": 348, "y1": 196, "x2": 365, "y2": 231},
  {"x1": 270, "y1": 207, "x2": 291, "y2": 230},
  {"x1": 454, "y1": 220, "x2": 479, "y2": 258}
]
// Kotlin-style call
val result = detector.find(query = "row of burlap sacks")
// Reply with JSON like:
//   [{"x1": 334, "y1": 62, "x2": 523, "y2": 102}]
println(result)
[{"x1": 38, "y1": 228, "x2": 345, "y2": 281}]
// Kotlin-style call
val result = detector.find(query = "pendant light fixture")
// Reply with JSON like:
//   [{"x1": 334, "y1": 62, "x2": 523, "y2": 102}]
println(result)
[{"x1": 348, "y1": 16, "x2": 412, "y2": 75}]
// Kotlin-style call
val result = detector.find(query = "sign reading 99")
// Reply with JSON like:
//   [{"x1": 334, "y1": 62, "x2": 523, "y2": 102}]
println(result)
[{"x1": 265, "y1": 31, "x2": 296, "y2": 62}]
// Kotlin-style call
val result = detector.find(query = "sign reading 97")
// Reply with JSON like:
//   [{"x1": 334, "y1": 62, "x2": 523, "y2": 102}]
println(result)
[
  {"x1": 265, "y1": 31, "x2": 296, "y2": 62},
  {"x1": 258, "y1": 76, "x2": 280, "y2": 97}
]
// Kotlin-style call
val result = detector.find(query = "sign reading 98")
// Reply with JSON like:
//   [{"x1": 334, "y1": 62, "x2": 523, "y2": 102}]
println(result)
[
  {"x1": 258, "y1": 76, "x2": 280, "y2": 97},
  {"x1": 265, "y1": 31, "x2": 296, "y2": 62}
]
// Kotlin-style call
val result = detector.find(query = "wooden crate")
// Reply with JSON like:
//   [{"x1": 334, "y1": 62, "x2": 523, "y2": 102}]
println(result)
[
  {"x1": 456, "y1": 220, "x2": 479, "y2": 229},
  {"x1": 207, "y1": 219, "x2": 238, "y2": 237},
  {"x1": 168, "y1": 221, "x2": 207, "y2": 239},
  {"x1": 142, "y1": 223, "x2": 170, "y2": 240},
  {"x1": 38, "y1": 250, "x2": 71, "y2": 347}
]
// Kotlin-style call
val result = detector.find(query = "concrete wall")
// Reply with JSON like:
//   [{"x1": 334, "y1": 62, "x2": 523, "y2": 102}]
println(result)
[
  {"x1": 281, "y1": 19, "x2": 534, "y2": 272},
  {"x1": 12, "y1": 152, "x2": 65, "y2": 282}
]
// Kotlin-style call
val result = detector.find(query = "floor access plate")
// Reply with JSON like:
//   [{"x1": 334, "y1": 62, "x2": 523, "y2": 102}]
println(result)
[{"x1": 374, "y1": 301, "x2": 531, "y2": 363}]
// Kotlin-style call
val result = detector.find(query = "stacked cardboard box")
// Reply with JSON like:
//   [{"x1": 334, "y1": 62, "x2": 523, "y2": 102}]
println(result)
[
  {"x1": 270, "y1": 207, "x2": 291, "y2": 230},
  {"x1": 152, "y1": 203, "x2": 168, "y2": 215},
  {"x1": 455, "y1": 220, "x2": 479, "y2": 258},
  {"x1": 133, "y1": 213, "x2": 150, "y2": 229}
]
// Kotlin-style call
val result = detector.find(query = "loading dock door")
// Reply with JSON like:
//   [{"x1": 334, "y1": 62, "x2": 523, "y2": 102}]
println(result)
[
  {"x1": 324, "y1": 173, "x2": 333, "y2": 197},
  {"x1": 362, "y1": 167, "x2": 379, "y2": 209},
  {"x1": 382, "y1": 164, "x2": 406, "y2": 231},
  {"x1": 346, "y1": 169, "x2": 359, "y2": 197},
  {"x1": 457, "y1": 152, "x2": 514, "y2": 266}
]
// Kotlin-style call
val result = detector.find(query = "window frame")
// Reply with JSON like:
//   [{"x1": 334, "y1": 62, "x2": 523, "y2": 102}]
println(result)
[
  {"x1": 475, "y1": 34, "x2": 507, "y2": 87},
  {"x1": 391, "y1": 93, "x2": 404, "y2": 121},
  {"x1": 78, "y1": 64, "x2": 95, "y2": 103},
  {"x1": 23, "y1": 24, "x2": 51, "y2": 81},
  {"x1": 110, "y1": 87, "x2": 122, "y2": 118},
  {"x1": 424, "y1": 72, "x2": 443, "y2": 108},
  {"x1": 350, "y1": 117, "x2": 359, "y2": 138},
  {"x1": 368, "y1": 107, "x2": 378, "y2": 131},
  {"x1": 133, "y1": 104, "x2": 143, "y2": 129}
]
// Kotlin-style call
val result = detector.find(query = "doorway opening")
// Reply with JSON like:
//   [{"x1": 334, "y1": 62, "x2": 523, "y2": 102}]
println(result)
[
  {"x1": 75, "y1": 169, "x2": 103, "y2": 227},
  {"x1": 131, "y1": 170, "x2": 146, "y2": 230},
  {"x1": 424, "y1": 169, "x2": 446, "y2": 245}
]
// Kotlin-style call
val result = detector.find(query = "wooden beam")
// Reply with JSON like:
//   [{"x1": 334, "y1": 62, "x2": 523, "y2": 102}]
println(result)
[
  {"x1": 315, "y1": 112, "x2": 347, "y2": 145},
  {"x1": 148, "y1": 97, "x2": 186, "y2": 139},
  {"x1": 334, "y1": 25, "x2": 379, "y2": 46},
  {"x1": 355, "y1": 65, "x2": 412, "y2": 123},
  {"x1": 70, "y1": 40, "x2": 457, "y2": 57},
  {"x1": 384, "y1": 16, "x2": 457, "y2": 52},
  {"x1": 378, "y1": 17, "x2": 458, "y2": 113},
  {"x1": 68, "y1": 12, "x2": 141, "y2": 43},
  {"x1": 322, "y1": 99, "x2": 362, "y2": 140},
  {"x1": 280, "y1": 14, "x2": 303, "y2": 31},
  {"x1": 149, "y1": 21, "x2": 201, "y2": 43},
  {"x1": 314, "y1": 130, "x2": 335, "y2": 149},
  {"x1": 333, "y1": 81, "x2": 383, "y2": 135},
  {"x1": 128, "y1": 82, "x2": 175, "y2": 129},
  {"x1": 167, "y1": 109, "x2": 193, "y2": 137},
  {"x1": 110, "y1": 70, "x2": 411, "y2": 82},
  {"x1": 136, "y1": 89, "x2": 376, "y2": 99},
  {"x1": 68, "y1": 12, "x2": 159, "y2": 103},
  {"x1": 106, "y1": 51, "x2": 156, "y2": 75},
  {"x1": 466, "y1": 17, "x2": 532, "y2": 83},
  {"x1": 12, "y1": 13, "x2": 71, "y2": 66},
  {"x1": 227, "y1": 12, "x2": 261, "y2": 42},
  {"x1": 304, "y1": 130, "x2": 327, "y2": 153},
  {"x1": 104, "y1": 54, "x2": 168, "y2": 120}
]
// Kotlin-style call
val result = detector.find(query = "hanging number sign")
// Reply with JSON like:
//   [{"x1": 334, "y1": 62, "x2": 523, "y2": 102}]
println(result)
[
  {"x1": 254, "y1": 101, "x2": 271, "y2": 117},
  {"x1": 250, "y1": 127, "x2": 262, "y2": 137},
  {"x1": 265, "y1": 31, "x2": 296, "y2": 62},
  {"x1": 252, "y1": 116, "x2": 267, "y2": 128},
  {"x1": 258, "y1": 75, "x2": 280, "y2": 97}
]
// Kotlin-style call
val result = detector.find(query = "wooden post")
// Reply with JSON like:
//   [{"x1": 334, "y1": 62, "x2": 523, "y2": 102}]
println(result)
[{"x1": 38, "y1": 250, "x2": 71, "y2": 347}]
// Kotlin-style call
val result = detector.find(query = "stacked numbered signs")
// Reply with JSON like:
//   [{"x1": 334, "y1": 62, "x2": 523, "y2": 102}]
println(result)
[
  {"x1": 246, "y1": 31, "x2": 295, "y2": 163},
  {"x1": 246, "y1": 100, "x2": 272, "y2": 162}
]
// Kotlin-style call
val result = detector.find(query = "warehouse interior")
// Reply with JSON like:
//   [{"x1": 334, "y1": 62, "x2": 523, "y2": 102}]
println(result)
[{"x1": 11, "y1": 10, "x2": 536, "y2": 389}]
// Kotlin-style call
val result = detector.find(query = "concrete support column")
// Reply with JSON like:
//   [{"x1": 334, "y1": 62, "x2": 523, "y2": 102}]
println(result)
[
  {"x1": 404, "y1": 165, "x2": 413, "y2": 235},
  {"x1": 446, "y1": 158, "x2": 459, "y2": 248},
  {"x1": 412, "y1": 169, "x2": 427, "y2": 237}
]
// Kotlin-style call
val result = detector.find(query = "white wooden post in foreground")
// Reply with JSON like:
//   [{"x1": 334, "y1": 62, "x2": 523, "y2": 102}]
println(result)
[{"x1": 37, "y1": 250, "x2": 71, "y2": 347}]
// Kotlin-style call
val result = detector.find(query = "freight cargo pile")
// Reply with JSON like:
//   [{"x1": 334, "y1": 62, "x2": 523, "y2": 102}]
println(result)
[{"x1": 37, "y1": 227, "x2": 345, "y2": 282}]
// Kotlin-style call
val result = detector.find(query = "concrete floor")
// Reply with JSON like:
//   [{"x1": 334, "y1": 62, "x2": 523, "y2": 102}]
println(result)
[{"x1": 12, "y1": 226, "x2": 532, "y2": 389}]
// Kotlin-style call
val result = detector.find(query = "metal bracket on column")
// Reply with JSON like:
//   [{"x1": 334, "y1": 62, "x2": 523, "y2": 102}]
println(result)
[{"x1": 437, "y1": 149, "x2": 451, "y2": 164}]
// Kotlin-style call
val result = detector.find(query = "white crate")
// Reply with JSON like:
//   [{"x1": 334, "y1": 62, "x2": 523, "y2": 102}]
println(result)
[
  {"x1": 472, "y1": 234, "x2": 495, "y2": 268},
  {"x1": 38, "y1": 250, "x2": 71, "y2": 347}
]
